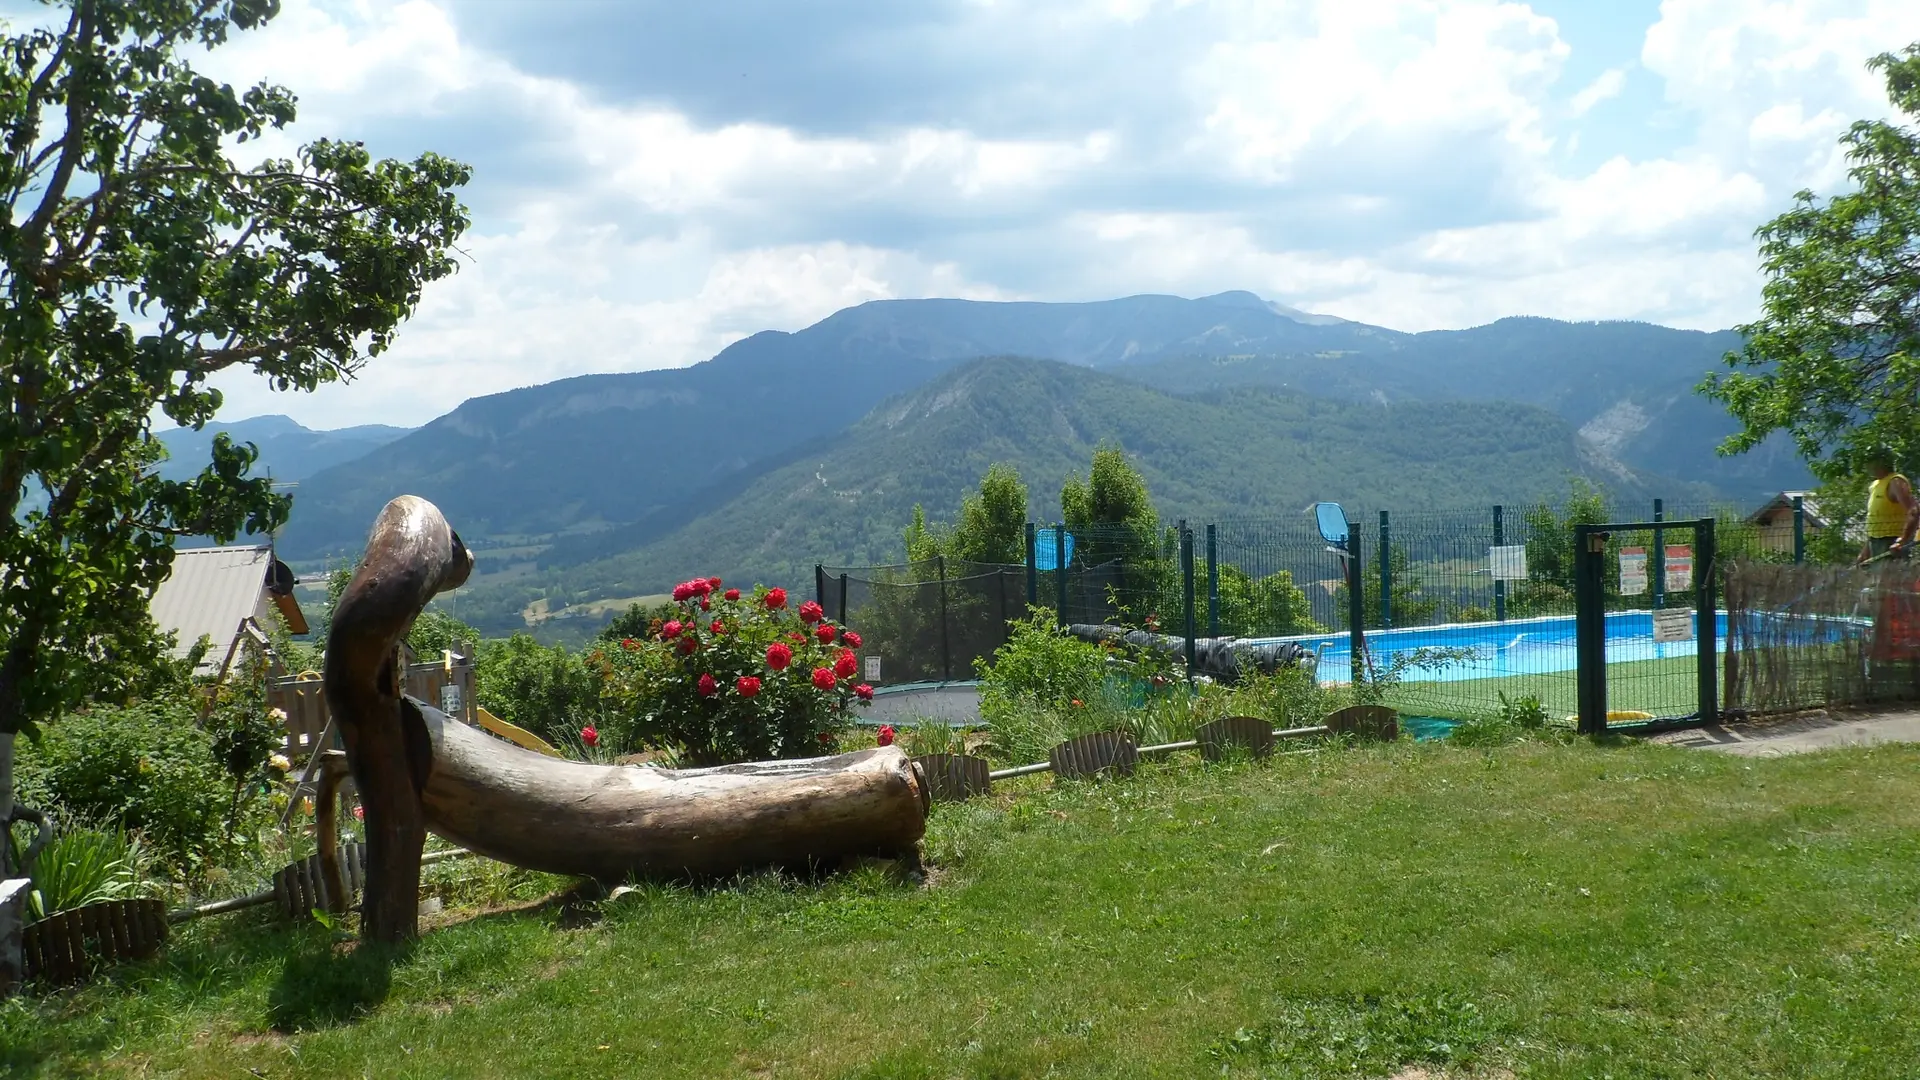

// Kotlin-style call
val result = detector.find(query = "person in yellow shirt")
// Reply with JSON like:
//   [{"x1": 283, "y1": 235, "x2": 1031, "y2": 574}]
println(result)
[{"x1": 1860, "y1": 449, "x2": 1918, "y2": 562}]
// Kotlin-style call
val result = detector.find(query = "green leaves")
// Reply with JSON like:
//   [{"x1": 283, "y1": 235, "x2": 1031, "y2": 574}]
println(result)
[
  {"x1": 0, "y1": 0, "x2": 470, "y2": 737},
  {"x1": 1703, "y1": 43, "x2": 1920, "y2": 484}
]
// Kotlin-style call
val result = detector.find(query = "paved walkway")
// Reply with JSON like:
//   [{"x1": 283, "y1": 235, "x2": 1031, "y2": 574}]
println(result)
[{"x1": 1650, "y1": 708, "x2": 1920, "y2": 756}]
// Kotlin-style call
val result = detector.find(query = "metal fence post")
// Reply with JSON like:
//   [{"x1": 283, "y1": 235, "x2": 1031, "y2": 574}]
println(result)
[
  {"x1": 1652, "y1": 498, "x2": 1666, "y2": 609},
  {"x1": 1054, "y1": 524, "x2": 1068, "y2": 627},
  {"x1": 1180, "y1": 522, "x2": 1196, "y2": 682},
  {"x1": 937, "y1": 556, "x2": 950, "y2": 683},
  {"x1": 1379, "y1": 510, "x2": 1392, "y2": 630},
  {"x1": 1206, "y1": 523, "x2": 1219, "y2": 638},
  {"x1": 1493, "y1": 505, "x2": 1506, "y2": 622},
  {"x1": 1025, "y1": 522, "x2": 1038, "y2": 608},
  {"x1": 1697, "y1": 517, "x2": 1718, "y2": 725},
  {"x1": 838, "y1": 574, "x2": 848, "y2": 630},
  {"x1": 1347, "y1": 524, "x2": 1367, "y2": 686},
  {"x1": 1573, "y1": 523, "x2": 1608, "y2": 735},
  {"x1": 815, "y1": 564, "x2": 826, "y2": 610},
  {"x1": 1792, "y1": 496, "x2": 1806, "y2": 564}
]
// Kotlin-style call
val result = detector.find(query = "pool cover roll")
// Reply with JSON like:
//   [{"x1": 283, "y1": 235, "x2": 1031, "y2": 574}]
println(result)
[{"x1": 1065, "y1": 624, "x2": 1311, "y2": 684}]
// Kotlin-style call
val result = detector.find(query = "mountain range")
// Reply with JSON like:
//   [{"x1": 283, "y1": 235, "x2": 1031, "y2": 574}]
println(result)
[
  {"x1": 155, "y1": 414, "x2": 413, "y2": 485},
  {"x1": 432, "y1": 353, "x2": 1715, "y2": 640},
  {"x1": 195, "y1": 289, "x2": 1810, "y2": 639}
]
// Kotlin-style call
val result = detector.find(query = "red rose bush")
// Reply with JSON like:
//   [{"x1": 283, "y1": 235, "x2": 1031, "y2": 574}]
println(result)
[{"x1": 591, "y1": 580, "x2": 871, "y2": 764}]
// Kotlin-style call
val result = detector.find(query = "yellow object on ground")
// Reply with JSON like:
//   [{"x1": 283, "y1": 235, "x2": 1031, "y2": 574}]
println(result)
[
  {"x1": 475, "y1": 706, "x2": 563, "y2": 757},
  {"x1": 1563, "y1": 710, "x2": 1656, "y2": 724}
]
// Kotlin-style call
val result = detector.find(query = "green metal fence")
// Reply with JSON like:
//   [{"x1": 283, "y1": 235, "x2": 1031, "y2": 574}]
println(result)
[{"x1": 819, "y1": 496, "x2": 1813, "y2": 725}]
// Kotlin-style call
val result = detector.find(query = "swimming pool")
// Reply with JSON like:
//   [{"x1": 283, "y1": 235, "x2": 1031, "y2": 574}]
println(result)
[{"x1": 1256, "y1": 610, "x2": 1866, "y2": 686}]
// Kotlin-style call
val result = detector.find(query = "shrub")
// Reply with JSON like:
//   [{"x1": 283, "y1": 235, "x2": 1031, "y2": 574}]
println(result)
[
  {"x1": 14, "y1": 701, "x2": 231, "y2": 873},
  {"x1": 592, "y1": 578, "x2": 871, "y2": 763},
  {"x1": 975, "y1": 610, "x2": 1107, "y2": 721},
  {"x1": 475, "y1": 633, "x2": 602, "y2": 742}
]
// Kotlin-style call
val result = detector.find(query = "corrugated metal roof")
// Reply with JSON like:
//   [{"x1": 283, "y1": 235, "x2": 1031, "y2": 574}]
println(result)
[{"x1": 149, "y1": 545, "x2": 273, "y2": 673}]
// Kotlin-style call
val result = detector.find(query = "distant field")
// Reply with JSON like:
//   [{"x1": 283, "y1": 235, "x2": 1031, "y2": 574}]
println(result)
[{"x1": 522, "y1": 593, "x2": 669, "y2": 626}]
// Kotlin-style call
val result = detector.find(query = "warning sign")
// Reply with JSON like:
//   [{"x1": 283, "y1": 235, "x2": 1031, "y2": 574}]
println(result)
[
  {"x1": 863, "y1": 655, "x2": 882, "y2": 683},
  {"x1": 1664, "y1": 545, "x2": 1693, "y2": 592},
  {"x1": 1489, "y1": 544, "x2": 1528, "y2": 581},
  {"x1": 1619, "y1": 547, "x2": 1648, "y2": 595},
  {"x1": 1652, "y1": 609, "x2": 1694, "y2": 643}
]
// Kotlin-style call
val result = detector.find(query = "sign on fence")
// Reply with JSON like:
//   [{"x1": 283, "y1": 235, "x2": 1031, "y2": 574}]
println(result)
[
  {"x1": 1653, "y1": 608, "x2": 1694, "y2": 643},
  {"x1": 1489, "y1": 544, "x2": 1528, "y2": 581},
  {"x1": 864, "y1": 655, "x2": 882, "y2": 683},
  {"x1": 1619, "y1": 547, "x2": 1648, "y2": 595},
  {"x1": 1032, "y1": 528, "x2": 1074, "y2": 570},
  {"x1": 1665, "y1": 545, "x2": 1693, "y2": 591}
]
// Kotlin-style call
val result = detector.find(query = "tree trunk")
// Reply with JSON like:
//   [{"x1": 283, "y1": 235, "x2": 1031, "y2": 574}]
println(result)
[
  {"x1": 416, "y1": 703, "x2": 927, "y2": 881},
  {"x1": 324, "y1": 496, "x2": 472, "y2": 944},
  {"x1": 0, "y1": 730, "x2": 14, "y2": 878}
]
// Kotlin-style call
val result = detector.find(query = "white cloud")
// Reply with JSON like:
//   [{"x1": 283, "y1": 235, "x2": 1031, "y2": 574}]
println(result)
[
  {"x1": 1570, "y1": 67, "x2": 1627, "y2": 116},
  {"x1": 152, "y1": 0, "x2": 1920, "y2": 430}
]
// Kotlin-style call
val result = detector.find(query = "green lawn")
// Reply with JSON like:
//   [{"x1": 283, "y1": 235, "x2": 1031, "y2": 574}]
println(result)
[
  {"x1": 9, "y1": 737, "x2": 1920, "y2": 1078},
  {"x1": 1393, "y1": 655, "x2": 1705, "y2": 721}
]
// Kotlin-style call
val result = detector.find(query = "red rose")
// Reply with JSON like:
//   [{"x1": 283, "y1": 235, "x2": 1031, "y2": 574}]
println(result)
[
  {"x1": 700, "y1": 597, "x2": 711, "y2": 611},
  {"x1": 811, "y1": 666, "x2": 836, "y2": 690},
  {"x1": 818, "y1": 732, "x2": 834, "y2": 745},
  {"x1": 799, "y1": 600, "x2": 824, "y2": 624},
  {"x1": 677, "y1": 637, "x2": 698, "y2": 655},
  {"x1": 815, "y1": 625, "x2": 836, "y2": 644},
  {"x1": 834, "y1": 649, "x2": 858, "y2": 678},
  {"x1": 697, "y1": 672, "x2": 718, "y2": 697},
  {"x1": 789, "y1": 632, "x2": 806, "y2": 643},
  {"x1": 855, "y1": 683, "x2": 874, "y2": 701},
  {"x1": 724, "y1": 588, "x2": 740, "y2": 601},
  {"x1": 736, "y1": 676, "x2": 762, "y2": 697},
  {"x1": 765, "y1": 587, "x2": 787, "y2": 610},
  {"x1": 672, "y1": 582, "x2": 695, "y2": 602},
  {"x1": 581, "y1": 725, "x2": 599, "y2": 747},
  {"x1": 841, "y1": 630, "x2": 862, "y2": 649},
  {"x1": 707, "y1": 576, "x2": 723, "y2": 589},
  {"x1": 353, "y1": 805, "x2": 365, "y2": 821},
  {"x1": 620, "y1": 637, "x2": 638, "y2": 651},
  {"x1": 710, "y1": 619, "x2": 725, "y2": 634},
  {"x1": 661, "y1": 620, "x2": 683, "y2": 639},
  {"x1": 876, "y1": 724, "x2": 895, "y2": 746},
  {"x1": 766, "y1": 642, "x2": 793, "y2": 670}
]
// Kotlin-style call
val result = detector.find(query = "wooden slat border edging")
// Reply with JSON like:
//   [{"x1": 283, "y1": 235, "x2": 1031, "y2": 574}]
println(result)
[
  {"x1": 1048, "y1": 731, "x2": 1138, "y2": 780},
  {"x1": 1196, "y1": 716, "x2": 1278, "y2": 760},
  {"x1": 21, "y1": 897, "x2": 167, "y2": 986},
  {"x1": 274, "y1": 842, "x2": 370, "y2": 921},
  {"x1": 911, "y1": 753, "x2": 992, "y2": 802},
  {"x1": 1324, "y1": 704, "x2": 1399, "y2": 741}
]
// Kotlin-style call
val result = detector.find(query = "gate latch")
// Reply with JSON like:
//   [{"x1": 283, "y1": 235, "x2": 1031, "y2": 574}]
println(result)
[{"x1": 1586, "y1": 531, "x2": 1611, "y2": 553}]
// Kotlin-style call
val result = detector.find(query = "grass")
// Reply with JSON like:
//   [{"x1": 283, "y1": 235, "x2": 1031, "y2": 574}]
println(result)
[
  {"x1": 9, "y1": 737, "x2": 1920, "y2": 1077},
  {"x1": 1393, "y1": 655, "x2": 1704, "y2": 722}
]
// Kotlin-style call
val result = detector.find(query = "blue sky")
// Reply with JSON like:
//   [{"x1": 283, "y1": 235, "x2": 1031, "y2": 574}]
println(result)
[{"x1": 14, "y1": 0, "x2": 1918, "y2": 428}]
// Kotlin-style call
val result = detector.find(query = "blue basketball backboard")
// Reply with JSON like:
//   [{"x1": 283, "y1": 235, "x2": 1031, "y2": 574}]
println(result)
[{"x1": 1313, "y1": 502, "x2": 1349, "y2": 546}]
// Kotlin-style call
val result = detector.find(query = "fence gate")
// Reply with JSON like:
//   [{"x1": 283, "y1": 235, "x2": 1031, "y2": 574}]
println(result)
[{"x1": 1572, "y1": 519, "x2": 1717, "y2": 735}]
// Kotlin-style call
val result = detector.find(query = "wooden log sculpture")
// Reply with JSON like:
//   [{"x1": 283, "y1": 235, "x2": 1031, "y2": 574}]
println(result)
[
  {"x1": 325, "y1": 495, "x2": 472, "y2": 943},
  {"x1": 325, "y1": 496, "x2": 929, "y2": 941}
]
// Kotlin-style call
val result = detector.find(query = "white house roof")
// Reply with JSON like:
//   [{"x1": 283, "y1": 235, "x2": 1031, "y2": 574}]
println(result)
[{"x1": 148, "y1": 545, "x2": 281, "y2": 674}]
